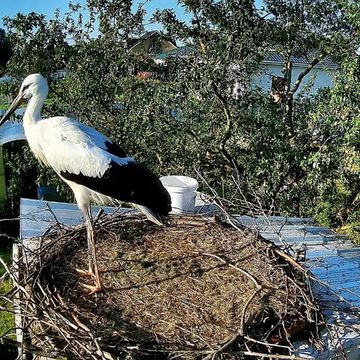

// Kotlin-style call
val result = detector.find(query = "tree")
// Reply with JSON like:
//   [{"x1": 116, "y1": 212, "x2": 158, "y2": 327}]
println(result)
[
  {"x1": 3, "y1": 12, "x2": 71, "y2": 76},
  {"x1": 307, "y1": 54, "x2": 360, "y2": 237},
  {"x1": 1, "y1": 0, "x2": 359, "y2": 239},
  {"x1": 0, "y1": 29, "x2": 12, "y2": 76},
  {"x1": 154, "y1": 0, "x2": 359, "y2": 216}
]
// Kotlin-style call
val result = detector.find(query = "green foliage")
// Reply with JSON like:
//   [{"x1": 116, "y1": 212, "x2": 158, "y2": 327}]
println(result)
[
  {"x1": 2, "y1": 142, "x2": 39, "y2": 216},
  {"x1": 0, "y1": 29, "x2": 12, "y2": 76},
  {"x1": 0, "y1": 0, "x2": 359, "y2": 241},
  {"x1": 3, "y1": 12, "x2": 70, "y2": 77},
  {"x1": 305, "y1": 53, "x2": 360, "y2": 233}
]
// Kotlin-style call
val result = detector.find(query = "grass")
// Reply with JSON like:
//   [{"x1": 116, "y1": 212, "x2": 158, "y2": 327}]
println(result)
[
  {"x1": 0, "y1": 245, "x2": 15, "y2": 341},
  {"x1": 0, "y1": 245, "x2": 11, "y2": 277},
  {"x1": 0, "y1": 279, "x2": 13, "y2": 337}
]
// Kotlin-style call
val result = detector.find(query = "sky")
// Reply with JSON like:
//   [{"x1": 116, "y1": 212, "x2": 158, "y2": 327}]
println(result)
[
  {"x1": 0, "y1": 0, "x2": 187, "y2": 17},
  {"x1": 0, "y1": 0, "x2": 191, "y2": 30},
  {"x1": 0, "y1": 0, "x2": 264, "y2": 30}
]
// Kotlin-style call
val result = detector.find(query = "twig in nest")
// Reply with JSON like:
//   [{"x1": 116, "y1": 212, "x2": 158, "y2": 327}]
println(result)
[
  {"x1": 198, "y1": 252, "x2": 263, "y2": 340},
  {"x1": 0, "y1": 256, "x2": 31, "y2": 298},
  {"x1": 45, "y1": 202, "x2": 61, "y2": 225},
  {"x1": 242, "y1": 351, "x2": 307, "y2": 359},
  {"x1": 272, "y1": 247, "x2": 306, "y2": 273},
  {"x1": 170, "y1": 215, "x2": 216, "y2": 227},
  {"x1": 199, "y1": 252, "x2": 262, "y2": 289},
  {"x1": 240, "y1": 287, "x2": 263, "y2": 336},
  {"x1": 244, "y1": 335, "x2": 293, "y2": 351},
  {"x1": 202, "y1": 333, "x2": 241, "y2": 360}
]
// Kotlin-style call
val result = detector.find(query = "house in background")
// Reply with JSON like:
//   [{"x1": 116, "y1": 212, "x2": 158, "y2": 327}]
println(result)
[
  {"x1": 129, "y1": 31, "x2": 178, "y2": 79},
  {"x1": 255, "y1": 52, "x2": 338, "y2": 99},
  {"x1": 129, "y1": 30, "x2": 177, "y2": 56},
  {"x1": 128, "y1": 32, "x2": 337, "y2": 97},
  {"x1": 156, "y1": 45, "x2": 338, "y2": 98}
]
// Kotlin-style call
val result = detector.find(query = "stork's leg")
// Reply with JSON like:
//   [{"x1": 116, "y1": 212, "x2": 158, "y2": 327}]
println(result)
[
  {"x1": 86, "y1": 210, "x2": 95, "y2": 274},
  {"x1": 81, "y1": 207, "x2": 105, "y2": 293}
]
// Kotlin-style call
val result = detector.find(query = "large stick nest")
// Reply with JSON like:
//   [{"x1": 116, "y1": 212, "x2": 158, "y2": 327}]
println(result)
[{"x1": 13, "y1": 213, "x2": 320, "y2": 359}]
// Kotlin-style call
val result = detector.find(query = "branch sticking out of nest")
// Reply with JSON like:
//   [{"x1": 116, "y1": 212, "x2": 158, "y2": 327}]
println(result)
[{"x1": 3, "y1": 213, "x2": 321, "y2": 359}]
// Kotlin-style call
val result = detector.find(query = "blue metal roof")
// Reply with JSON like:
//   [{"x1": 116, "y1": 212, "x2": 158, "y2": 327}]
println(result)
[
  {"x1": 236, "y1": 214, "x2": 360, "y2": 307},
  {"x1": 234, "y1": 213, "x2": 360, "y2": 359},
  {"x1": 0, "y1": 118, "x2": 26, "y2": 146}
]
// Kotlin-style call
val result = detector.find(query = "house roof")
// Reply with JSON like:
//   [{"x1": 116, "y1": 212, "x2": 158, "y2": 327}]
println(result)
[
  {"x1": 264, "y1": 51, "x2": 339, "y2": 68},
  {"x1": 129, "y1": 30, "x2": 177, "y2": 52},
  {"x1": 157, "y1": 46, "x2": 338, "y2": 68}
]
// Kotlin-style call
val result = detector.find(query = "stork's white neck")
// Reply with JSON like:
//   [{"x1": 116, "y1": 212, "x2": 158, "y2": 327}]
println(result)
[
  {"x1": 23, "y1": 93, "x2": 44, "y2": 126},
  {"x1": 22, "y1": 92, "x2": 49, "y2": 167}
]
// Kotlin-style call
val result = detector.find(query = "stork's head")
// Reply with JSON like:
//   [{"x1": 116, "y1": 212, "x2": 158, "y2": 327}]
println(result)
[
  {"x1": 19, "y1": 74, "x2": 49, "y2": 101},
  {"x1": 0, "y1": 73, "x2": 49, "y2": 126}
]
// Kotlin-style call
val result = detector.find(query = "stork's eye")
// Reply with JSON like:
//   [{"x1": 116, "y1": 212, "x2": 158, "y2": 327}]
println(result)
[{"x1": 22, "y1": 84, "x2": 31, "y2": 92}]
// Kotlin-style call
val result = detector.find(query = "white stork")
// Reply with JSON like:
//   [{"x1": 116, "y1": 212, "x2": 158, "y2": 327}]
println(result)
[{"x1": 0, "y1": 73, "x2": 171, "y2": 293}]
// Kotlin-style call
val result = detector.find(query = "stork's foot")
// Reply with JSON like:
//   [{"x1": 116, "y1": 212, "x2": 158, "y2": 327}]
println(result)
[
  {"x1": 75, "y1": 269, "x2": 105, "y2": 294},
  {"x1": 82, "y1": 282, "x2": 106, "y2": 294},
  {"x1": 75, "y1": 268, "x2": 95, "y2": 278}
]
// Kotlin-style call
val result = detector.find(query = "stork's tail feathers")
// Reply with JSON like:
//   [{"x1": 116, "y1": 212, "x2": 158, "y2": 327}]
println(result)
[{"x1": 133, "y1": 204, "x2": 168, "y2": 226}]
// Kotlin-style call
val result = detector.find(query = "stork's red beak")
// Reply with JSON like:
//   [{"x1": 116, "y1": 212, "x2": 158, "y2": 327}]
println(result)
[{"x1": 0, "y1": 93, "x2": 25, "y2": 126}]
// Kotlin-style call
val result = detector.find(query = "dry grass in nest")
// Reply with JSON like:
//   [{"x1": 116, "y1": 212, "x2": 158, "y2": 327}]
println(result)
[{"x1": 10, "y1": 213, "x2": 320, "y2": 359}]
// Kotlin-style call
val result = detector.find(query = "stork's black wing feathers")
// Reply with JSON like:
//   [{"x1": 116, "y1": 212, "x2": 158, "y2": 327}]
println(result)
[
  {"x1": 104, "y1": 140, "x2": 127, "y2": 158},
  {"x1": 60, "y1": 160, "x2": 172, "y2": 216}
]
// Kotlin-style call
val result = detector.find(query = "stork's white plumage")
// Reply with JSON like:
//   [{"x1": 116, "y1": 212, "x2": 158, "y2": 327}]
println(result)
[{"x1": 0, "y1": 73, "x2": 171, "y2": 292}]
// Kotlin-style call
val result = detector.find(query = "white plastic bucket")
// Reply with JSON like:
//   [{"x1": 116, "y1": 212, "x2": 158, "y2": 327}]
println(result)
[{"x1": 160, "y1": 176, "x2": 198, "y2": 214}]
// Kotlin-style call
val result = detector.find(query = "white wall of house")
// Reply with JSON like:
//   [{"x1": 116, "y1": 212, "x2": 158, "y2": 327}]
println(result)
[{"x1": 253, "y1": 62, "x2": 337, "y2": 95}]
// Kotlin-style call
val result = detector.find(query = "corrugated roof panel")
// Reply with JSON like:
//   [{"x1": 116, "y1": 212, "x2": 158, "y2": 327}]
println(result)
[
  {"x1": 20, "y1": 198, "x2": 135, "y2": 238},
  {"x1": 0, "y1": 119, "x2": 26, "y2": 145},
  {"x1": 338, "y1": 248, "x2": 360, "y2": 261}
]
